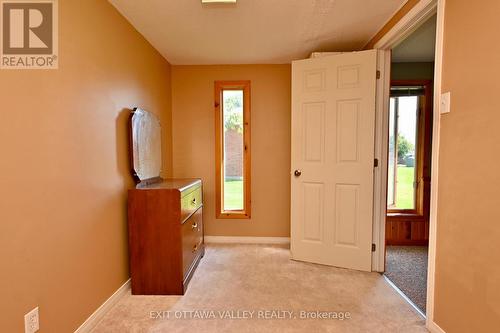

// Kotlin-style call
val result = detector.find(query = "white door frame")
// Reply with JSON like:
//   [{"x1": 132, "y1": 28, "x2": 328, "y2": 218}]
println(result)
[
  {"x1": 371, "y1": 49, "x2": 391, "y2": 273},
  {"x1": 371, "y1": 0, "x2": 446, "y2": 332}
]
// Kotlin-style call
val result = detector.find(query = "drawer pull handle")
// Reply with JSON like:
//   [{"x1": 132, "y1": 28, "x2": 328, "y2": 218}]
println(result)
[
  {"x1": 191, "y1": 222, "x2": 198, "y2": 229},
  {"x1": 191, "y1": 198, "x2": 197, "y2": 205},
  {"x1": 192, "y1": 244, "x2": 198, "y2": 252}
]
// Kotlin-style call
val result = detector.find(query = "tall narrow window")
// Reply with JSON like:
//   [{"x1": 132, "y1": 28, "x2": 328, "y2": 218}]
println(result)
[{"x1": 215, "y1": 81, "x2": 251, "y2": 219}]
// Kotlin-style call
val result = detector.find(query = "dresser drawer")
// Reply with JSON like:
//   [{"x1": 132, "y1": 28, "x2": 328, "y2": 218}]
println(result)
[
  {"x1": 180, "y1": 185, "x2": 202, "y2": 223},
  {"x1": 181, "y1": 208, "x2": 203, "y2": 277}
]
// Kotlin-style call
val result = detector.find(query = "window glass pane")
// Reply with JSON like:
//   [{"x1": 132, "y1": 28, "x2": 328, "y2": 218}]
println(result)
[
  {"x1": 222, "y1": 90, "x2": 244, "y2": 211},
  {"x1": 387, "y1": 97, "x2": 396, "y2": 207},
  {"x1": 394, "y1": 96, "x2": 418, "y2": 210}
]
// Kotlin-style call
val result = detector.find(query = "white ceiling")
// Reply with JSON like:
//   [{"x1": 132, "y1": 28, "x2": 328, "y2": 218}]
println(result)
[
  {"x1": 392, "y1": 14, "x2": 436, "y2": 63},
  {"x1": 109, "y1": 0, "x2": 406, "y2": 65}
]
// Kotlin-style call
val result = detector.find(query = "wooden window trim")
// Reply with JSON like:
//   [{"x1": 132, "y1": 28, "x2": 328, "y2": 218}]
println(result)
[
  {"x1": 387, "y1": 79, "x2": 433, "y2": 218},
  {"x1": 214, "y1": 80, "x2": 251, "y2": 219}
]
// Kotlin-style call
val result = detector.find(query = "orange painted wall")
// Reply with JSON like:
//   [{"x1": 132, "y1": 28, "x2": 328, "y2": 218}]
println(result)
[
  {"x1": 0, "y1": 0, "x2": 172, "y2": 332},
  {"x1": 434, "y1": 0, "x2": 500, "y2": 331},
  {"x1": 171, "y1": 65, "x2": 291, "y2": 237}
]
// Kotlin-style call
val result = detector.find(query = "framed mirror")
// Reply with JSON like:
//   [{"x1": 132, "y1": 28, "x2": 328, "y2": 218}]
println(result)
[{"x1": 129, "y1": 107, "x2": 162, "y2": 182}]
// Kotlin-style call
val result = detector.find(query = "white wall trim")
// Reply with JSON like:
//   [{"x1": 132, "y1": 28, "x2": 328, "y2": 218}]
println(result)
[
  {"x1": 204, "y1": 236, "x2": 290, "y2": 245},
  {"x1": 372, "y1": 49, "x2": 391, "y2": 272},
  {"x1": 74, "y1": 279, "x2": 131, "y2": 333},
  {"x1": 374, "y1": 0, "x2": 437, "y2": 50},
  {"x1": 371, "y1": 0, "x2": 439, "y2": 273},
  {"x1": 371, "y1": 0, "x2": 445, "y2": 331},
  {"x1": 426, "y1": 0, "x2": 445, "y2": 331}
]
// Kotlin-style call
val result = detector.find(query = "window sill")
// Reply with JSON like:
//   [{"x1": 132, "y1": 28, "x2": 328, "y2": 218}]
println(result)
[
  {"x1": 386, "y1": 212, "x2": 426, "y2": 221},
  {"x1": 217, "y1": 211, "x2": 251, "y2": 219}
]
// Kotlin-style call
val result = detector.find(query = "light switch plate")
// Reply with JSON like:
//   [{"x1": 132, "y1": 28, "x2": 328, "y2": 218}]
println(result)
[
  {"x1": 440, "y1": 92, "x2": 451, "y2": 114},
  {"x1": 24, "y1": 307, "x2": 39, "y2": 333}
]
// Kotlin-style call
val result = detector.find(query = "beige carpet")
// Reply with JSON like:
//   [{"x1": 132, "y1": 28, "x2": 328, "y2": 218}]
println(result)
[{"x1": 92, "y1": 244, "x2": 427, "y2": 333}]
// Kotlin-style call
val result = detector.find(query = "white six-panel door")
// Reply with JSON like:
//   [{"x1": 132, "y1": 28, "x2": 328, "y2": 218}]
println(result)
[{"x1": 290, "y1": 50, "x2": 377, "y2": 272}]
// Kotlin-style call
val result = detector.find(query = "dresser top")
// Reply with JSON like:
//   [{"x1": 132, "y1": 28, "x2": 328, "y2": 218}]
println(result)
[{"x1": 135, "y1": 178, "x2": 201, "y2": 191}]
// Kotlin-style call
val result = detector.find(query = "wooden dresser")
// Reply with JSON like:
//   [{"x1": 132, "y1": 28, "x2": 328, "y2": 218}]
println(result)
[
  {"x1": 127, "y1": 108, "x2": 204, "y2": 295},
  {"x1": 128, "y1": 178, "x2": 204, "y2": 295}
]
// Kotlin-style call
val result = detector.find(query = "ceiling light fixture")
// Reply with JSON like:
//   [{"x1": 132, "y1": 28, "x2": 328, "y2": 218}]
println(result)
[{"x1": 201, "y1": 0, "x2": 237, "y2": 3}]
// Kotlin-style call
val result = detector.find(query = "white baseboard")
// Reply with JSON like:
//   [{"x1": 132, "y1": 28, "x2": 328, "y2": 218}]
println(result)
[
  {"x1": 427, "y1": 320, "x2": 446, "y2": 333},
  {"x1": 204, "y1": 236, "x2": 290, "y2": 245},
  {"x1": 74, "y1": 279, "x2": 131, "y2": 333}
]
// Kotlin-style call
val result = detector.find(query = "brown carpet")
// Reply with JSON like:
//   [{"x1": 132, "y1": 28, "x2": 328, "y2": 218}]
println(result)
[
  {"x1": 384, "y1": 246, "x2": 428, "y2": 313},
  {"x1": 93, "y1": 244, "x2": 427, "y2": 333}
]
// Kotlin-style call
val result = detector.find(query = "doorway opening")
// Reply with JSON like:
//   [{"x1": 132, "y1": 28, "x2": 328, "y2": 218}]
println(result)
[{"x1": 384, "y1": 13, "x2": 437, "y2": 315}]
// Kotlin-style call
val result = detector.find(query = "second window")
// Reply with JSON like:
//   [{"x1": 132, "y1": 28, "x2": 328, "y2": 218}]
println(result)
[{"x1": 215, "y1": 81, "x2": 251, "y2": 219}]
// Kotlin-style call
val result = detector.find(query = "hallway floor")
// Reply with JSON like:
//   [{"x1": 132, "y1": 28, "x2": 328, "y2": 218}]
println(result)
[
  {"x1": 385, "y1": 246, "x2": 428, "y2": 313},
  {"x1": 93, "y1": 244, "x2": 427, "y2": 333}
]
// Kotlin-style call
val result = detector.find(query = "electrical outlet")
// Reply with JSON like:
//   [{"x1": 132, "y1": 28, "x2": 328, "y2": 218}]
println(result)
[{"x1": 24, "y1": 307, "x2": 39, "y2": 333}]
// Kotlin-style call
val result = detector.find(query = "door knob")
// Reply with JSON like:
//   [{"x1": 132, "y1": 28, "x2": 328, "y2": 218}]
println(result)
[{"x1": 294, "y1": 170, "x2": 302, "y2": 177}]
